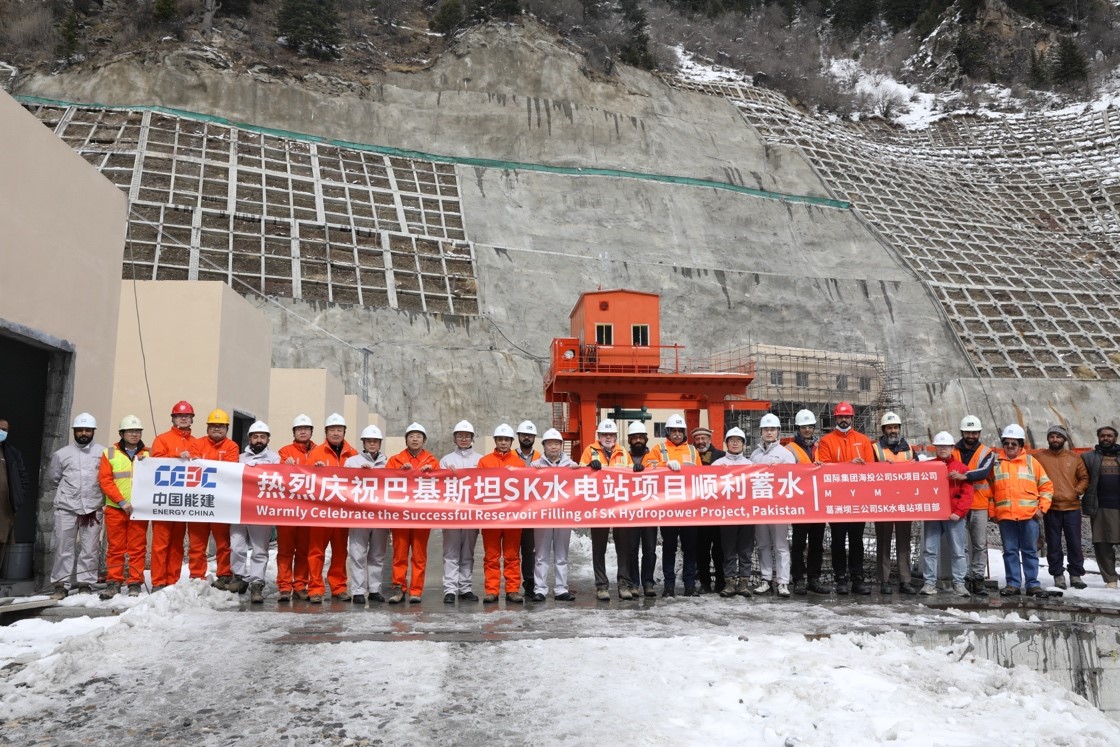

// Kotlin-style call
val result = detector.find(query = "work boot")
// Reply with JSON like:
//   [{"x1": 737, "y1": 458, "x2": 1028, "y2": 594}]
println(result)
[
  {"x1": 852, "y1": 579, "x2": 871, "y2": 596},
  {"x1": 278, "y1": 590, "x2": 292, "y2": 602},
  {"x1": 408, "y1": 594, "x2": 422, "y2": 604},
  {"x1": 309, "y1": 594, "x2": 323, "y2": 604},
  {"x1": 128, "y1": 584, "x2": 142, "y2": 597},
  {"x1": 899, "y1": 583, "x2": 917, "y2": 595},
  {"x1": 792, "y1": 579, "x2": 807, "y2": 595},
  {"x1": 228, "y1": 576, "x2": 248, "y2": 594},
  {"x1": 352, "y1": 594, "x2": 366, "y2": 605},
  {"x1": 1070, "y1": 576, "x2": 1087, "y2": 589},
  {"x1": 99, "y1": 582, "x2": 121, "y2": 600},
  {"x1": 999, "y1": 586, "x2": 1020, "y2": 597},
  {"x1": 643, "y1": 584, "x2": 657, "y2": 597},
  {"x1": 972, "y1": 579, "x2": 989, "y2": 597},
  {"x1": 369, "y1": 592, "x2": 385, "y2": 602},
  {"x1": 76, "y1": 584, "x2": 93, "y2": 595},
  {"x1": 952, "y1": 582, "x2": 970, "y2": 597},
  {"x1": 618, "y1": 586, "x2": 633, "y2": 601},
  {"x1": 295, "y1": 589, "x2": 310, "y2": 601},
  {"x1": 1053, "y1": 575, "x2": 1067, "y2": 589},
  {"x1": 595, "y1": 588, "x2": 610, "y2": 601},
  {"x1": 250, "y1": 581, "x2": 265, "y2": 604},
  {"x1": 532, "y1": 592, "x2": 546, "y2": 603},
  {"x1": 720, "y1": 577, "x2": 738, "y2": 598},
  {"x1": 387, "y1": 586, "x2": 405, "y2": 604},
  {"x1": 554, "y1": 592, "x2": 576, "y2": 601},
  {"x1": 1026, "y1": 586, "x2": 1047, "y2": 598},
  {"x1": 334, "y1": 591, "x2": 352, "y2": 602},
  {"x1": 459, "y1": 591, "x2": 479, "y2": 602},
  {"x1": 661, "y1": 585, "x2": 676, "y2": 598},
  {"x1": 879, "y1": 582, "x2": 892, "y2": 595},
  {"x1": 807, "y1": 578, "x2": 831, "y2": 595},
  {"x1": 1107, "y1": 581, "x2": 1118, "y2": 589},
  {"x1": 506, "y1": 592, "x2": 524, "y2": 604},
  {"x1": 50, "y1": 585, "x2": 67, "y2": 600},
  {"x1": 835, "y1": 576, "x2": 851, "y2": 595},
  {"x1": 443, "y1": 593, "x2": 456, "y2": 604},
  {"x1": 683, "y1": 585, "x2": 697, "y2": 597},
  {"x1": 211, "y1": 576, "x2": 229, "y2": 591},
  {"x1": 483, "y1": 593, "x2": 500, "y2": 604}
]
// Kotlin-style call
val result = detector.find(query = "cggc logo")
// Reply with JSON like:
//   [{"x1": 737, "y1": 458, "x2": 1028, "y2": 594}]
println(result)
[{"x1": 154, "y1": 464, "x2": 219, "y2": 489}]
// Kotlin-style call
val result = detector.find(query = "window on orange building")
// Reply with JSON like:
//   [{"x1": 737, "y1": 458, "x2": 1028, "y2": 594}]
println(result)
[{"x1": 595, "y1": 323, "x2": 614, "y2": 346}]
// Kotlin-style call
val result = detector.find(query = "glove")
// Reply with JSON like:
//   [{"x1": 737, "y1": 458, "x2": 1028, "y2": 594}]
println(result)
[
  {"x1": 589, "y1": 459, "x2": 602, "y2": 471},
  {"x1": 119, "y1": 499, "x2": 133, "y2": 517},
  {"x1": 667, "y1": 460, "x2": 682, "y2": 472},
  {"x1": 77, "y1": 511, "x2": 100, "y2": 528},
  {"x1": 633, "y1": 462, "x2": 645, "y2": 473}
]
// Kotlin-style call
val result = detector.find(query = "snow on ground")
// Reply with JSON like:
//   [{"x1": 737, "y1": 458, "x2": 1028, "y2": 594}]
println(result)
[{"x1": 3, "y1": 541, "x2": 1118, "y2": 744}]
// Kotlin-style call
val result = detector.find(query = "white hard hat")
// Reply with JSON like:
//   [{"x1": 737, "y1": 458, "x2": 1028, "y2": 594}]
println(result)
[
  {"x1": 516, "y1": 420, "x2": 538, "y2": 436},
  {"x1": 452, "y1": 420, "x2": 475, "y2": 435},
  {"x1": 118, "y1": 415, "x2": 143, "y2": 431},
  {"x1": 759, "y1": 413, "x2": 781, "y2": 429},
  {"x1": 1001, "y1": 424, "x2": 1026, "y2": 441},
  {"x1": 725, "y1": 427, "x2": 746, "y2": 441},
  {"x1": 292, "y1": 414, "x2": 313, "y2": 429},
  {"x1": 596, "y1": 420, "x2": 618, "y2": 434},
  {"x1": 405, "y1": 422, "x2": 428, "y2": 438},
  {"x1": 665, "y1": 414, "x2": 687, "y2": 430},
  {"x1": 72, "y1": 413, "x2": 97, "y2": 429},
  {"x1": 881, "y1": 412, "x2": 902, "y2": 427},
  {"x1": 324, "y1": 413, "x2": 346, "y2": 428},
  {"x1": 247, "y1": 421, "x2": 271, "y2": 435},
  {"x1": 541, "y1": 428, "x2": 563, "y2": 442},
  {"x1": 960, "y1": 415, "x2": 982, "y2": 432},
  {"x1": 932, "y1": 431, "x2": 955, "y2": 446},
  {"x1": 360, "y1": 425, "x2": 383, "y2": 440},
  {"x1": 627, "y1": 421, "x2": 649, "y2": 437},
  {"x1": 794, "y1": 409, "x2": 817, "y2": 427},
  {"x1": 493, "y1": 423, "x2": 516, "y2": 439}
]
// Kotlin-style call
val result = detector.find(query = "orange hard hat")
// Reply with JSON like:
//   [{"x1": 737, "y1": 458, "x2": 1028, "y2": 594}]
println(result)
[
  {"x1": 171, "y1": 401, "x2": 195, "y2": 416},
  {"x1": 834, "y1": 402, "x2": 855, "y2": 417}
]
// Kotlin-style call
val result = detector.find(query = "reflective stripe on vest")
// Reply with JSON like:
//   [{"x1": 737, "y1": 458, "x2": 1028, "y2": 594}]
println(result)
[
  {"x1": 659, "y1": 443, "x2": 699, "y2": 465},
  {"x1": 872, "y1": 444, "x2": 913, "y2": 463},
  {"x1": 993, "y1": 455, "x2": 1042, "y2": 509},
  {"x1": 103, "y1": 446, "x2": 135, "y2": 506}
]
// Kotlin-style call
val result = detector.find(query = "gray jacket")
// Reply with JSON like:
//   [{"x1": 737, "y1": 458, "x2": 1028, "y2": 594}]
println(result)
[
  {"x1": 241, "y1": 447, "x2": 281, "y2": 466},
  {"x1": 1079, "y1": 449, "x2": 1114, "y2": 518},
  {"x1": 47, "y1": 441, "x2": 106, "y2": 514},
  {"x1": 345, "y1": 450, "x2": 388, "y2": 469}
]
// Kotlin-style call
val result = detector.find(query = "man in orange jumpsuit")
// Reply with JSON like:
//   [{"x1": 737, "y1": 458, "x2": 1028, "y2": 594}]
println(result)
[
  {"x1": 98, "y1": 415, "x2": 149, "y2": 599},
  {"x1": 386, "y1": 422, "x2": 438, "y2": 603},
  {"x1": 816, "y1": 401, "x2": 874, "y2": 595},
  {"x1": 276, "y1": 413, "x2": 316, "y2": 601},
  {"x1": 149, "y1": 400, "x2": 195, "y2": 590},
  {"x1": 187, "y1": 409, "x2": 240, "y2": 588},
  {"x1": 479, "y1": 424, "x2": 525, "y2": 604},
  {"x1": 306, "y1": 412, "x2": 357, "y2": 604}
]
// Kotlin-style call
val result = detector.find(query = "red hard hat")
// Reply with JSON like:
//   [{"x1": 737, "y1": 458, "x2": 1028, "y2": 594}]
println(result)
[
  {"x1": 833, "y1": 401, "x2": 854, "y2": 417},
  {"x1": 171, "y1": 401, "x2": 195, "y2": 416}
]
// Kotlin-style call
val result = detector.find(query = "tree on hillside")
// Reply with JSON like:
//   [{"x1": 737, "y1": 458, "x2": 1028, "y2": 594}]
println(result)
[
  {"x1": 277, "y1": 0, "x2": 342, "y2": 59},
  {"x1": 829, "y1": 0, "x2": 878, "y2": 32},
  {"x1": 469, "y1": 0, "x2": 521, "y2": 21},
  {"x1": 56, "y1": 10, "x2": 81, "y2": 64},
  {"x1": 430, "y1": 0, "x2": 465, "y2": 34},
  {"x1": 1050, "y1": 35, "x2": 1089, "y2": 86},
  {"x1": 219, "y1": 0, "x2": 254, "y2": 17},
  {"x1": 618, "y1": 0, "x2": 655, "y2": 69}
]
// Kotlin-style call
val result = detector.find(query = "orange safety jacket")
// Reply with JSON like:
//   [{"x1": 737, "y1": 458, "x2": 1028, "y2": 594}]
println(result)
[
  {"x1": 99, "y1": 442, "x2": 150, "y2": 508},
  {"x1": 150, "y1": 427, "x2": 193, "y2": 458},
  {"x1": 189, "y1": 435, "x2": 241, "y2": 463},
  {"x1": 578, "y1": 441, "x2": 633, "y2": 468},
  {"x1": 279, "y1": 440, "x2": 317, "y2": 465},
  {"x1": 872, "y1": 442, "x2": 915, "y2": 463},
  {"x1": 646, "y1": 441, "x2": 699, "y2": 467},
  {"x1": 787, "y1": 440, "x2": 815, "y2": 464},
  {"x1": 479, "y1": 450, "x2": 524, "y2": 469},
  {"x1": 953, "y1": 443, "x2": 995, "y2": 511},
  {"x1": 387, "y1": 448, "x2": 440, "y2": 471},
  {"x1": 990, "y1": 451, "x2": 1053, "y2": 521},
  {"x1": 816, "y1": 429, "x2": 874, "y2": 464},
  {"x1": 307, "y1": 440, "x2": 359, "y2": 467}
]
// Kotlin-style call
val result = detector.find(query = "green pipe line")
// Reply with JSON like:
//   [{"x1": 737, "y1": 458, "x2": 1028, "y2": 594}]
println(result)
[{"x1": 16, "y1": 94, "x2": 851, "y2": 210}]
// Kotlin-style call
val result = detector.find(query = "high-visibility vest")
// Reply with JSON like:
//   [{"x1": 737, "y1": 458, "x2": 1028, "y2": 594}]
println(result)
[
  {"x1": 954, "y1": 444, "x2": 994, "y2": 511},
  {"x1": 991, "y1": 453, "x2": 1052, "y2": 521},
  {"x1": 788, "y1": 441, "x2": 814, "y2": 464},
  {"x1": 872, "y1": 444, "x2": 914, "y2": 462},
  {"x1": 657, "y1": 443, "x2": 699, "y2": 466},
  {"x1": 102, "y1": 446, "x2": 141, "y2": 507}
]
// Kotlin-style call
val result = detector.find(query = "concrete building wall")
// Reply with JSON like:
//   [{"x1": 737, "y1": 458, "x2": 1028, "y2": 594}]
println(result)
[
  {"x1": 268, "y1": 369, "x2": 346, "y2": 449},
  {"x1": 0, "y1": 90, "x2": 126, "y2": 431},
  {"x1": 112, "y1": 281, "x2": 271, "y2": 430}
]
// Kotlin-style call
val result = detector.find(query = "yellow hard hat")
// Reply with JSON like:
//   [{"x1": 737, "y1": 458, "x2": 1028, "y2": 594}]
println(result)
[{"x1": 207, "y1": 409, "x2": 231, "y2": 425}]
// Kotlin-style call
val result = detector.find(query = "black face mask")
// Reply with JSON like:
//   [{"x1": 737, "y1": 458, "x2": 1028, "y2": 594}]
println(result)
[
  {"x1": 249, "y1": 442, "x2": 267, "y2": 454},
  {"x1": 630, "y1": 443, "x2": 648, "y2": 458}
]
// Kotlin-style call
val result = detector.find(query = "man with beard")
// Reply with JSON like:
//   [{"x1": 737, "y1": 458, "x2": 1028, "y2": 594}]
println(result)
[
  {"x1": 817, "y1": 402, "x2": 874, "y2": 595},
  {"x1": 788, "y1": 409, "x2": 827, "y2": 595},
  {"x1": 992, "y1": 424, "x2": 1052, "y2": 597},
  {"x1": 872, "y1": 412, "x2": 918, "y2": 596},
  {"x1": 513, "y1": 421, "x2": 541, "y2": 599},
  {"x1": 439, "y1": 420, "x2": 482, "y2": 604},
  {"x1": 578, "y1": 419, "x2": 633, "y2": 600},
  {"x1": 626, "y1": 421, "x2": 659, "y2": 597},
  {"x1": 691, "y1": 426, "x2": 725, "y2": 594},
  {"x1": 232, "y1": 421, "x2": 280, "y2": 603},
  {"x1": 46, "y1": 413, "x2": 105, "y2": 599},
  {"x1": 1031, "y1": 425, "x2": 1089, "y2": 589},
  {"x1": 1082, "y1": 426, "x2": 1120, "y2": 589},
  {"x1": 952, "y1": 415, "x2": 997, "y2": 596}
]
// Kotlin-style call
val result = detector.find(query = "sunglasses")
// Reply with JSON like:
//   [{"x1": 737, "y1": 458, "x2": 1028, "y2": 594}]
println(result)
[{"x1": 1001, "y1": 440, "x2": 1020, "y2": 447}]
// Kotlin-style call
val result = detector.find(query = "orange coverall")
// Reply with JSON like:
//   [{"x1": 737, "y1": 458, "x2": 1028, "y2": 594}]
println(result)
[
  {"x1": 149, "y1": 426, "x2": 193, "y2": 587},
  {"x1": 99, "y1": 442, "x2": 150, "y2": 585},
  {"x1": 276, "y1": 440, "x2": 316, "y2": 595},
  {"x1": 478, "y1": 449, "x2": 524, "y2": 595},
  {"x1": 306, "y1": 440, "x2": 359, "y2": 597},
  {"x1": 386, "y1": 448, "x2": 439, "y2": 596},
  {"x1": 187, "y1": 435, "x2": 240, "y2": 579}
]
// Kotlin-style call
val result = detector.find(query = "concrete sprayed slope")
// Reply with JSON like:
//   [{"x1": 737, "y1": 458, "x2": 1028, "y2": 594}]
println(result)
[{"x1": 15, "y1": 23, "x2": 978, "y2": 438}]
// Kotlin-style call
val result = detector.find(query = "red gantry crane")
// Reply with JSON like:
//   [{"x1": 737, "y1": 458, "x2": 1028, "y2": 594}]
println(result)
[{"x1": 544, "y1": 290, "x2": 770, "y2": 455}]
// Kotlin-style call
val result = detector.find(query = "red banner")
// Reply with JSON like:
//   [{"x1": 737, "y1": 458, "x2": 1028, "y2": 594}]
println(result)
[{"x1": 133, "y1": 458, "x2": 951, "y2": 528}]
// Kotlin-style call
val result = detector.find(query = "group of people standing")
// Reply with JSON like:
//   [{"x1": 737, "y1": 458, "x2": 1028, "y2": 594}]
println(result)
[{"x1": 29, "y1": 399, "x2": 1120, "y2": 605}]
